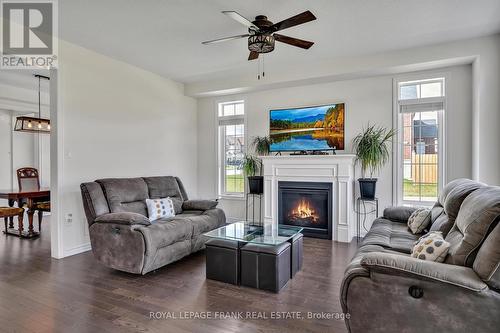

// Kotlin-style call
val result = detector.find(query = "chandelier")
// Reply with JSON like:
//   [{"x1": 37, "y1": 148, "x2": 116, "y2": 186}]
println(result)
[{"x1": 14, "y1": 74, "x2": 50, "y2": 133}]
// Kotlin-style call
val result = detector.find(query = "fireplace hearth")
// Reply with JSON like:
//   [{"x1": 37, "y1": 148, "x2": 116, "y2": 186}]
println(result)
[{"x1": 278, "y1": 181, "x2": 332, "y2": 239}]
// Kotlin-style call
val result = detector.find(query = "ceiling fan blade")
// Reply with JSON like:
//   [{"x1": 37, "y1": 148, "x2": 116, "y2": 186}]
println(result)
[
  {"x1": 270, "y1": 10, "x2": 316, "y2": 32},
  {"x1": 222, "y1": 11, "x2": 260, "y2": 31},
  {"x1": 248, "y1": 51, "x2": 259, "y2": 61},
  {"x1": 202, "y1": 34, "x2": 249, "y2": 45},
  {"x1": 274, "y1": 34, "x2": 314, "y2": 49}
]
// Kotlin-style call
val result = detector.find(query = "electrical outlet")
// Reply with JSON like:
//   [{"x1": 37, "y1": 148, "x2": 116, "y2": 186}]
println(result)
[{"x1": 65, "y1": 213, "x2": 73, "y2": 223}]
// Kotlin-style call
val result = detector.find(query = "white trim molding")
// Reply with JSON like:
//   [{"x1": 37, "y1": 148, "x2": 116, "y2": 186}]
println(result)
[
  {"x1": 63, "y1": 242, "x2": 92, "y2": 258},
  {"x1": 393, "y1": 72, "x2": 448, "y2": 206}
]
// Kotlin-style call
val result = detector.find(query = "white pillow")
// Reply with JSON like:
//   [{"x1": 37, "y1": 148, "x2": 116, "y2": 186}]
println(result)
[
  {"x1": 407, "y1": 208, "x2": 432, "y2": 234},
  {"x1": 411, "y1": 231, "x2": 450, "y2": 262},
  {"x1": 146, "y1": 197, "x2": 175, "y2": 222}
]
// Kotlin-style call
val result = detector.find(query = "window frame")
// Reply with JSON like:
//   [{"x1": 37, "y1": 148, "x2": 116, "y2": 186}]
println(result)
[
  {"x1": 216, "y1": 100, "x2": 246, "y2": 199},
  {"x1": 393, "y1": 74, "x2": 447, "y2": 206}
]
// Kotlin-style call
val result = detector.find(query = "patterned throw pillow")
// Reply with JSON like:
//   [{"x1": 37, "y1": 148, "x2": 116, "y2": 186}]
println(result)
[
  {"x1": 411, "y1": 231, "x2": 450, "y2": 262},
  {"x1": 145, "y1": 197, "x2": 175, "y2": 222},
  {"x1": 407, "y1": 208, "x2": 432, "y2": 234}
]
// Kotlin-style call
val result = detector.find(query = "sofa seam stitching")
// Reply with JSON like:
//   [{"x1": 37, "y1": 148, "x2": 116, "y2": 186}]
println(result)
[{"x1": 362, "y1": 260, "x2": 488, "y2": 292}]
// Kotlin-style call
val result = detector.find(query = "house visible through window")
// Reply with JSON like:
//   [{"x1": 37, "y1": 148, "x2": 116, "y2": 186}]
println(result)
[
  {"x1": 396, "y1": 78, "x2": 445, "y2": 204},
  {"x1": 218, "y1": 101, "x2": 245, "y2": 197}
]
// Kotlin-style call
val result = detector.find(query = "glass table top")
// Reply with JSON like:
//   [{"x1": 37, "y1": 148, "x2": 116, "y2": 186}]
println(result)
[{"x1": 203, "y1": 222, "x2": 303, "y2": 246}]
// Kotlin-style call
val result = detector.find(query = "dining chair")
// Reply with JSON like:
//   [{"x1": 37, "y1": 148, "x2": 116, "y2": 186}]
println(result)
[
  {"x1": 1, "y1": 207, "x2": 24, "y2": 236},
  {"x1": 17, "y1": 167, "x2": 50, "y2": 233}
]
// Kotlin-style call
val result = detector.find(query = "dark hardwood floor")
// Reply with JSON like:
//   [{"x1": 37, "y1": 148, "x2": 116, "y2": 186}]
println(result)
[{"x1": 0, "y1": 218, "x2": 359, "y2": 333}]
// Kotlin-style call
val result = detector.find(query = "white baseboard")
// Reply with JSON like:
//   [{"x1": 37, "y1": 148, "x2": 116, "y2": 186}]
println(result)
[
  {"x1": 63, "y1": 242, "x2": 92, "y2": 257},
  {"x1": 336, "y1": 225, "x2": 350, "y2": 242}
]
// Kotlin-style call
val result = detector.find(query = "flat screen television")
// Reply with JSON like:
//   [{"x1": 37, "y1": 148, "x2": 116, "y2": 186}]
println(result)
[{"x1": 269, "y1": 103, "x2": 345, "y2": 152}]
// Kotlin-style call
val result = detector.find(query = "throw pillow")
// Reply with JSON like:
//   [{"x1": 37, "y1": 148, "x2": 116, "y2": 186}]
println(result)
[
  {"x1": 407, "y1": 208, "x2": 432, "y2": 234},
  {"x1": 146, "y1": 197, "x2": 175, "y2": 222},
  {"x1": 411, "y1": 231, "x2": 450, "y2": 262}
]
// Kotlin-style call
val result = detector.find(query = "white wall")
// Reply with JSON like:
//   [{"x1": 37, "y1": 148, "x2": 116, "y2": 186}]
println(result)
[
  {"x1": 197, "y1": 65, "x2": 472, "y2": 226},
  {"x1": 55, "y1": 41, "x2": 197, "y2": 257},
  {"x1": 189, "y1": 34, "x2": 500, "y2": 186}
]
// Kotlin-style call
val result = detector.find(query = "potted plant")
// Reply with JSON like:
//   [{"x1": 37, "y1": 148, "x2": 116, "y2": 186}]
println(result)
[
  {"x1": 243, "y1": 154, "x2": 263, "y2": 194},
  {"x1": 242, "y1": 136, "x2": 272, "y2": 194},
  {"x1": 252, "y1": 136, "x2": 272, "y2": 156},
  {"x1": 352, "y1": 124, "x2": 396, "y2": 199}
]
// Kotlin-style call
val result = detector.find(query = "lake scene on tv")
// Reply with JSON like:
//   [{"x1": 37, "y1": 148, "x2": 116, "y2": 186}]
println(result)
[{"x1": 270, "y1": 103, "x2": 345, "y2": 152}]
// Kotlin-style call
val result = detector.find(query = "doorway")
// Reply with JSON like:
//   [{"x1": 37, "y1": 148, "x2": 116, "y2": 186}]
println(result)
[{"x1": 0, "y1": 70, "x2": 52, "y2": 252}]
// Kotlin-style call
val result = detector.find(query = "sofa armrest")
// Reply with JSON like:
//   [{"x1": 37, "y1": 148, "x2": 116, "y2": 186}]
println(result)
[
  {"x1": 94, "y1": 212, "x2": 151, "y2": 226},
  {"x1": 361, "y1": 252, "x2": 488, "y2": 292},
  {"x1": 182, "y1": 199, "x2": 218, "y2": 211},
  {"x1": 383, "y1": 206, "x2": 418, "y2": 223}
]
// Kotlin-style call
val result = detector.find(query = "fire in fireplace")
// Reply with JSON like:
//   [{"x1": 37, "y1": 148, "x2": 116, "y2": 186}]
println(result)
[
  {"x1": 278, "y1": 181, "x2": 332, "y2": 239},
  {"x1": 289, "y1": 198, "x2": 319, "y2": 224}
]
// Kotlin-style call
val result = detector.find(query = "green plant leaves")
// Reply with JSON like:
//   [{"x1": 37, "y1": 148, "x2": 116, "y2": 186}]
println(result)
[
  {"x1": 243, "y1": 154, "x2": 262, "y2": 176},
  {"x1": 352, "y1": 124, "x2": 396, "y2": 178},
  {"x1": 251, "y1": 136, "x2": 271, "y2": 156}
]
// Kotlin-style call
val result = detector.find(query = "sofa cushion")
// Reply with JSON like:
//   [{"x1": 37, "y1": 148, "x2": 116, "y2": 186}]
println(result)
[
  {"x1": 173, "y1": 211, "x2": 203, "y2": 218},
  {"x1": 96, "y1": 178, "x2": 149, "y2": 216},
  {"x1": 444, "y1": 180, "x2": 485, "y2": 218},
  {"x1": 143, "y1": 176, "x2": 184, "y2": 214},
  {"x1": 445, "y1": 186, "x2": 500, "y2": 266},
  {"x1": 80, "y1": 182, "x2": 110, "y2": 225},
  {"x1": 190, "y1": 209, "x2": 226, "y2": 237},
  {"x1": 146, "y1": 197, "x2": 175, "y2": 221},
  {"x1": 182, "y1": 200, "x2": 218, "y2": 211},
  {"x1": 362, "y1": 218, "x2": 420, "y2": 254},
  {"x1": 94, "y1": 212, "x2": 151, "y2": 226},
  {"x1": 411, "y1": 231, "x2": 450, "y2": 262},
  {"x1": 473, "y1": 223, "x2": 500, "y2": 290},
  {"x1": 407, "y1": 208, "x2": 432, "y2": 234},
  {"x1": 343, "y1": 244, "x2": 408, "y2": 280},
  {"x1": 137, "y1": 218, "x2": 193, "y2": 250},
  {"x1": 429, "y1": 178, "x2": 485, "y2": 235},
  {"x1": 382, "y1": 206, "x2": 418, "y2": 223}
]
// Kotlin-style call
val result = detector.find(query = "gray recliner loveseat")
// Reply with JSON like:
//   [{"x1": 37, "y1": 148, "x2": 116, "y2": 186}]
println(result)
[
  {"x1": 80, "y1": 176, "x2": 225, "y2": 274},
  {"x1": 341, "y1": 178, "x2": 500, "y2": 333}
]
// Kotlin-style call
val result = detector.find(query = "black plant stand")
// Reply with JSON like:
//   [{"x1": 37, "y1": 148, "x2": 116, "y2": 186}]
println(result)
[
  {"x1": 356, "y1": 197, "x2": 379, "y2": 243},
  {"x1": 245, "y1": 193, "x2": 263, "y2": 226}
]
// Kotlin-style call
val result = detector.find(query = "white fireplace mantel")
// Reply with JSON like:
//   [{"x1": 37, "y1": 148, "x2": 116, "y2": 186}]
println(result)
[{"x1": 261, "y1": 154, "x2": 356, "y2": 242}]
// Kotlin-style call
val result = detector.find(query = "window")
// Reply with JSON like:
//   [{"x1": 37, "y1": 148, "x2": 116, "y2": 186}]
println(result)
[
  {"x1": 218, "y1": 101, "x2": 245, "y2": 197},
  {"x1": 396, "y1": 78, "x2": 445, "y2": 204}
]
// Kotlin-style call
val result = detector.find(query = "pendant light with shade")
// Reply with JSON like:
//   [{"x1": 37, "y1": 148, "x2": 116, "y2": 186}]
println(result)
[{"x1": 14, "y1": 74, "x2": 50, "y2": 133}]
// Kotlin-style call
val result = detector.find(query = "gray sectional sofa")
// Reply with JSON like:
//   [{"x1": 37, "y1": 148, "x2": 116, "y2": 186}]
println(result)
[
  {"x1": 80, "y1": 176, "x2": 225, "y2": 274},
  {"x1": 341, "y1": 178, "x2": 500, "y2": 333}
]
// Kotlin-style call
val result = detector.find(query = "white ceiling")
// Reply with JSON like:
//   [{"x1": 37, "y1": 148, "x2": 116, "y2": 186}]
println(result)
[{"x1": 60, "y1": 0, "x2": 500, "y2": 84}]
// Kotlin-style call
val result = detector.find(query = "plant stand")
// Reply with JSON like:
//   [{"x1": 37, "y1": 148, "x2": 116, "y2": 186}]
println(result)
[
  {"x1": 245, "y1": 193, "x2": 263, "y2": 226},
  {"x1": 355, "y1": 197, "x2": 379, "y2": 243}
]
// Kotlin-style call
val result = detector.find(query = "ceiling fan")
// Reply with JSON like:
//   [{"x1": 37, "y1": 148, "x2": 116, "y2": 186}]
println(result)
[{"x1": 202, "y1": 10, "x2": 317, "y2": 60}]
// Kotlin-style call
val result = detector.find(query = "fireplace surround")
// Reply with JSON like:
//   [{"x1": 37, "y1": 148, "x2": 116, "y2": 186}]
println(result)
[
  {"x1": 278, "y1": 181, "x2": 332, "y2": 239},
  {"x1": 261, "y1": 155, "x2": 356, "y2": 242}
]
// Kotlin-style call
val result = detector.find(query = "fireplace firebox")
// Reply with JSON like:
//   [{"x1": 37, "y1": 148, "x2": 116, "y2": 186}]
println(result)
[{"x1": 278, "y1": 181, "x2": 332, "y2": 239}]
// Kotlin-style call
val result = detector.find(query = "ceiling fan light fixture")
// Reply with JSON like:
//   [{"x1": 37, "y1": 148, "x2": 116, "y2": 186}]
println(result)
[{"x1": 248, "y1": 34, "x2": 275, "y2": 53}]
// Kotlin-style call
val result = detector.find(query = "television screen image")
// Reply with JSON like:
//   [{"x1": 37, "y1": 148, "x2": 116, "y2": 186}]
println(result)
[{"x1": 269, "y1": 103, "x2": 345, "y2": 152}]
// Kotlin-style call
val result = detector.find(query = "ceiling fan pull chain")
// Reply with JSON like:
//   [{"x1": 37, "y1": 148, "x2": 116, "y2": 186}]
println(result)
[
  {"x1": 262, "y1": 54, "x2": 265, "y2": 78},
  {"x1": 258, "y1": 57, "x2": 261, "y2": 80}
]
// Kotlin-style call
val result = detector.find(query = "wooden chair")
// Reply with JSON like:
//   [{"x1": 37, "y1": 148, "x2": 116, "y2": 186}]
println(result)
[
  {"x1": 1, "y1": 207, "x2": 24, "y2": 236},
  {"x1": 17, "y1": 167, "x2": 50, "y2": 233}
]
